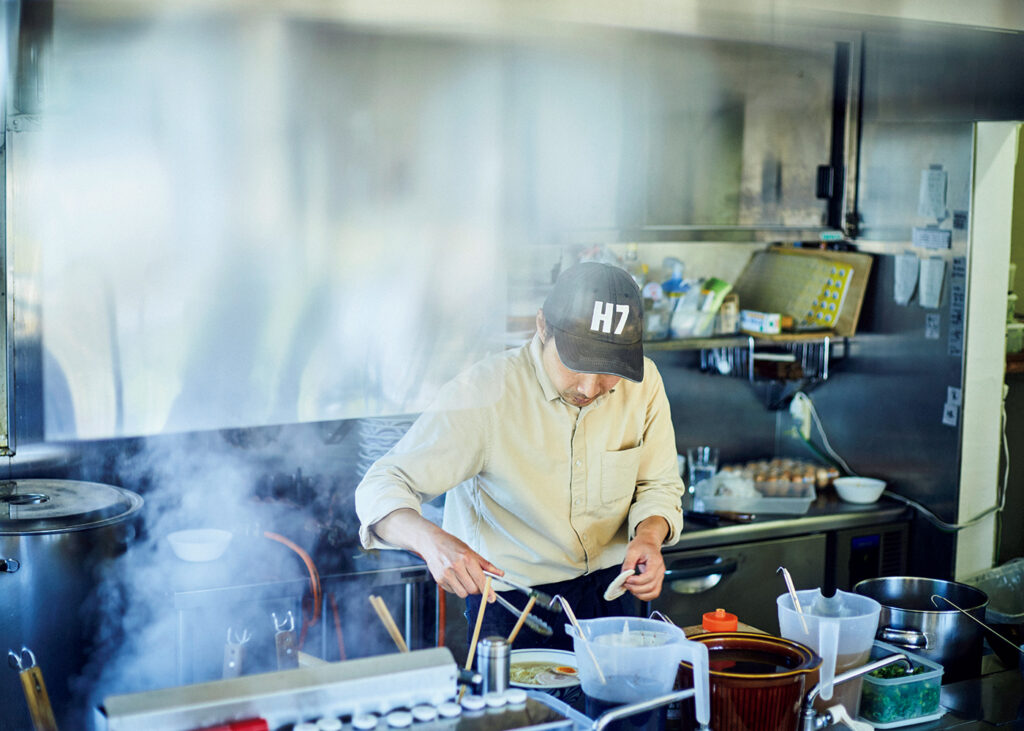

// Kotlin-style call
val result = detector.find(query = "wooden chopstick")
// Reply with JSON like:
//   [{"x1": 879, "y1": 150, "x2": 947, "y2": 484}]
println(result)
[
  {"x1": 459, "y1": 576, "x2": 493, "y2": 701},
  {"x1": 369, "y1": 595, "x2": 409, "y2": 653},
  {"x1": 506, "y1": 594, "x2": 537, "y2": 644}
]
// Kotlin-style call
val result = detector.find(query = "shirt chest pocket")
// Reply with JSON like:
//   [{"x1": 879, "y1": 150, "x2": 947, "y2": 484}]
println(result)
[{"x1": 600, "y1": 445, "x2": 642, "y2": 507}]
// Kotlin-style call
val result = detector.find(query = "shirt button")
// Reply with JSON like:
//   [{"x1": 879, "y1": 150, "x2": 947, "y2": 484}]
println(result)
[
  {"x1": 575, "y1": 459, "x2": 581, "y2": 467},
  {"x1": 574, "y1": 498, "x2": 581, "y2": 506}
]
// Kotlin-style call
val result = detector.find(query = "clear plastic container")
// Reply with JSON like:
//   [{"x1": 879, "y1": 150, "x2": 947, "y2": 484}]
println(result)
[
  {"x1": 566, "y1": 617, "x2": 710, "y2": 727},
  {"x1": 859, "y1": 641, "x2": 944, "y2": 728},
  {"x1": 777, "y1": 588, "x2": 881, "y2": 716},
  {"x1": 964, "y1": 557, "x2": 1024, "y2": 624}
]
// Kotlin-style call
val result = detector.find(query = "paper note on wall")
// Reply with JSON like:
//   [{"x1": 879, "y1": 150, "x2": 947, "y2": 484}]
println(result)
[
  {"x1": 919, "y1": 257, "x2": 946, "y2": 308},
  {"x1": 894, "y1": 252, "x2": 919, "y2": 305},
  {"x1": 918, "y1": 166, "x2": 948, "y2": 220}
]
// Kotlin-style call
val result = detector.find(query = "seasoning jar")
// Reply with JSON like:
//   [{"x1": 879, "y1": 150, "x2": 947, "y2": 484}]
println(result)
[
  {"x1": 476, "y1": 636, "x2": 510, "y2": 694},
  {"x1": 702, "y1": 608, "x2": 738, "y2": 632}
]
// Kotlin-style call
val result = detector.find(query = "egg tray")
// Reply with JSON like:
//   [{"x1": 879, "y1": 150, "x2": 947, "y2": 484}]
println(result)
[{"x1": 694, "y1": 484, "x2": 816, "y2": 515}]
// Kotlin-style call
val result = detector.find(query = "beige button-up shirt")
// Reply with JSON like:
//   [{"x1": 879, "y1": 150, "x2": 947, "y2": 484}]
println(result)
[{"x1": 355, "y1": 333, "x2": 685, "y2": 586}]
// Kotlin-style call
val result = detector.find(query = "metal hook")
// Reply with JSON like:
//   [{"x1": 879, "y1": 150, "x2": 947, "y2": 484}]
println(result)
[
  {"x1": 648, "y1": 610, "x2": 677, "y2": 626},
  {"x1": 272, "y1": 611, "x2": 295, "y2": 633},
  {"x1": 7, "y1": 647, "x2": 35, "y2": 672},
  {"x1": 227, "y1": 627, "x2": 251, "y2": 645}
]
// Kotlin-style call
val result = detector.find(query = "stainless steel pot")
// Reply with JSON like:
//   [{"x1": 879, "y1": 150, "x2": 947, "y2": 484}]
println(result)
[
  {"x1": 853, "y1": 576, "x2": 988, "y2": 683},
  {"x1": 0, "y1": 479, "x2": 143, "y2": 729}
]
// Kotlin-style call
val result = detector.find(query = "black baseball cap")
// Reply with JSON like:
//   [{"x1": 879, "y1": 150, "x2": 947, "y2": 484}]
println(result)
[{"x1": 542, "y1": 262, "x2": 644, "y2": 382}]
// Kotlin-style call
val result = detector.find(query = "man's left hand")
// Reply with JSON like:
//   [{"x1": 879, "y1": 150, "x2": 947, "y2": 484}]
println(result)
[{"x1": 622, "y1": 516, "x2": 670, "y2": 601}]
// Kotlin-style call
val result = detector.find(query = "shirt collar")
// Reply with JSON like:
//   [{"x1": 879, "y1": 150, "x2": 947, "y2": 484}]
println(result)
[
  {"x1": 528, "y1": 331, "x2": 616, "y2": 408},
  {"x1": 528, "y1": 332, "x2": 562, "y2": 403}
]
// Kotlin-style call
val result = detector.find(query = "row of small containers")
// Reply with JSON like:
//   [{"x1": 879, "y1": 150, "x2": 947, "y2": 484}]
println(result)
[{"x1": 568, "y1": 575, "x2": 996, "y2": 731}]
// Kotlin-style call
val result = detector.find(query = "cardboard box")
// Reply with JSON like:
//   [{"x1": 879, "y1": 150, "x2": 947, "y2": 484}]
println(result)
[
  {"x1": 732, "y1": 246, "x2": 873, "y2": 337},
  {"x1": 740, "y1": 309, "x2": 782, "y2": 334}
]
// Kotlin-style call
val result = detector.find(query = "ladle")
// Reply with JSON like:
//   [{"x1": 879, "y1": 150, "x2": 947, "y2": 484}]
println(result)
[
  {"x1": 556, "y1": 594, "x2": 606, "y2": 684},
  {"x1": 778, "y1": 565, "x2": 809, "y2": 634},
  {"x1": 930, "y1": 594, "x2": 1024, "y2": 657}
]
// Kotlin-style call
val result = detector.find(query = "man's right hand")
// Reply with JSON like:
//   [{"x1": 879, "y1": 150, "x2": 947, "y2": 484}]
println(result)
[{"x1": 370, "y1": 508, "x2": 502, "y2": 599}]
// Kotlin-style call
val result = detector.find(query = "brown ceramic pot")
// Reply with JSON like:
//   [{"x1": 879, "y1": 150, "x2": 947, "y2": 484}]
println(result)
[{"x1": 673, "y1": 632, "x2": 821, "y2": 731}]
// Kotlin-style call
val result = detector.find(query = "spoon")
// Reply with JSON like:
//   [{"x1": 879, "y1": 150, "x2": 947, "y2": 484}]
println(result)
[
  {"x1": 777, "y1": 566, "x2": 809, "y2": 634},
  {"x1": 556, "y1": 594, "x2": 606, "y2": 684}
]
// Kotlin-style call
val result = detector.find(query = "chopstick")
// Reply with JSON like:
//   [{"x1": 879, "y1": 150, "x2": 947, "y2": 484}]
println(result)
[
  {"x1": 368, "y1": 595, "x2": 409, "y2": 653},
  {"x1": 459, "y1": 576, "x2": 493, "y2": 701},
  {"x1": 507, "y1": 595, "x2": 537, "y2": 644}
]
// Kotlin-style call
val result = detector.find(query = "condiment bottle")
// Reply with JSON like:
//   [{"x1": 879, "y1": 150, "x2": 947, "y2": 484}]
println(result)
[
  {"x1": 476, "y1": 636, "x2": 510, "y2": 694},
  {"x1": 702, "y1": 608, "x2": 738, "y2": 632}
]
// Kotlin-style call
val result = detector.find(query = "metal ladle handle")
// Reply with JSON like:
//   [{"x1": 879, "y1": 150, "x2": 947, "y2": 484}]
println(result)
[{"x1": 930, "y1": 594, "x2": 1024, "y2": 655}]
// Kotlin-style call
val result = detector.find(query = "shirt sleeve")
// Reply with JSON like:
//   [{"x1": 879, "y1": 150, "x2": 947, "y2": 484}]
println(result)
[
  {"x1": 627, "y1": 360, "x2": 685, "y2": 545},
  {"x1": 354, "y1": 376, "x2": 492, "y2": 551}
]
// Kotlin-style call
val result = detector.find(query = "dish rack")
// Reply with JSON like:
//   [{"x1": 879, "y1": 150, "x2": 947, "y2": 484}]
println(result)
[{"x1": 698, "y1": 336, "x2": 846, "y2": 383}]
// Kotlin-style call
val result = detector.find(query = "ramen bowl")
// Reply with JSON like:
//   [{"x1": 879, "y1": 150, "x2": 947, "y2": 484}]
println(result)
[{"x1": 509, "y1": 649, "x2": 579, "y2": 689}]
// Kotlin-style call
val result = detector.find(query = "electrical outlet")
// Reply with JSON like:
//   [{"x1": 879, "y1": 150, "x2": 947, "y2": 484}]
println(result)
[{"x1": 790, "y1": 393, "x2": 812, "y2": 440}]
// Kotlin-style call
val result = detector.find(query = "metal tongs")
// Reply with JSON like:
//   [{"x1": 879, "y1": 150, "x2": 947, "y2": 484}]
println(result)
[
  {"x1": 492, "y1": 592, "x2": 553, "y2": 636},
  {"x1": 483, "y1": 570, "x2": 562, "y2": 613}
]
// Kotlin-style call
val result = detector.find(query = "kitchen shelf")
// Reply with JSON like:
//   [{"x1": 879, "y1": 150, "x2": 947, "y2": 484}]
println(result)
[{"x1": 644, "y1": 331, "x2": 844, "y2": 352}]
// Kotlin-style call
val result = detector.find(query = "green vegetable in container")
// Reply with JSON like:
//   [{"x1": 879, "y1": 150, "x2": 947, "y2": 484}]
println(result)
[{"x1": 860, "y1": 662, "x2": 940, "y2": 724}]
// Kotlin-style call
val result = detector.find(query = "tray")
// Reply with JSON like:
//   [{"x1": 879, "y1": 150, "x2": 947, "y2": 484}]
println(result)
[{"x1": 693, "y1": 485, "x2": 816, "y2": 515}]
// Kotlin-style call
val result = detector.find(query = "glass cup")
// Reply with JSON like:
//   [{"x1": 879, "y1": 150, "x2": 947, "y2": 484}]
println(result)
[{"x1": 686, "y1": 446, "x2": 719, "y2": 494}]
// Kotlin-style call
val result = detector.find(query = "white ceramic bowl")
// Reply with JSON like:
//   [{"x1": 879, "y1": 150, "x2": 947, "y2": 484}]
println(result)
[
  {"x1": 833, "y1": 477, "x2": 886, "y2": 504},
  {"x1": 167, "y1": 529, "x2": 233, "y2": 562}
]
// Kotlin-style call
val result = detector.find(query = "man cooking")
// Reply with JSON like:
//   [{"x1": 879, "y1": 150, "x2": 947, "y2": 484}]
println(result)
[{"x1": 355, "y1": 261, "x2": 685, "y2": 649}]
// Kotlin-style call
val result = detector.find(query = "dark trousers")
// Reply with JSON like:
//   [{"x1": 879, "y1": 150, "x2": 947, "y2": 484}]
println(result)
[{"x1": 464, "y1": 565, "x2": 637, "y2": 651}]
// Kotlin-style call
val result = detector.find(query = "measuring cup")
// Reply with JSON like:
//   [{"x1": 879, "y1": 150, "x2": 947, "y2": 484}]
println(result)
[
  {"x1": 777, "y1": 589, "x2": 881, "y2": 705},
  {"x1": 566, "y1": 616, "x2": 710, "y2": 727}
]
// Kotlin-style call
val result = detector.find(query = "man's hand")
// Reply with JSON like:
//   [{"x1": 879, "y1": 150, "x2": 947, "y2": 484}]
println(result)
[
  {"x1": 622, "y1": 516, "x2": 670, "y2": 601},
  {"x1": 370, "y1": 508, "x2": 501, "y2": 599}
]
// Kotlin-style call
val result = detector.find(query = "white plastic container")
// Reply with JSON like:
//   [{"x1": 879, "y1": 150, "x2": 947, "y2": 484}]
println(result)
[
  {"x1": 777, "y1": 589, "x2": 882, "y2": 717},
  {"x1": 566, "y1": 616, "x2": 710, "y2": 727}
]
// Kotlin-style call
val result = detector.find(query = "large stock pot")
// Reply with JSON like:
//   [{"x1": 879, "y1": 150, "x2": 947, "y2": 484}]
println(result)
[
  {"x1": 854, "y1": 576, "x2": 988, "y2": 683},
  {"x1": 0, "y1": 479, "x2": 143, "y2": 729}
]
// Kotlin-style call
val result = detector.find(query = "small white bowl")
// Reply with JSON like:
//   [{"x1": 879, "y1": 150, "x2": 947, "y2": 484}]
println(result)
[
  {"x1": 833, "y1": 477, "x2": 886, "y2": 504},
  {"x1": 167, "y1": 529, "x2": 233, "y2": 562}
]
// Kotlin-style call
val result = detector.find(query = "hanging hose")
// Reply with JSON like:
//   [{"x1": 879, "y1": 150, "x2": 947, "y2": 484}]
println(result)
[
  {"x1": 263, "y1": 531, "x2": 322, "y2": 645},
  {"x1": 329, "y1": 593, "x2": 347, "y2": 661}
]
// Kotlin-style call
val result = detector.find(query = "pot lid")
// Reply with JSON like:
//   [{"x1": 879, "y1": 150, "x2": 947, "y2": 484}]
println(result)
[{"x1": 0, "y1": 479, "x2": 143, "y2": 534}]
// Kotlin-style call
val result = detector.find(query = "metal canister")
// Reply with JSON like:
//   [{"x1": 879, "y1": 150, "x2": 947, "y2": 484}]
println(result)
[{"x1": 476, "y1": 636, "x2": 510, "y2": 694}]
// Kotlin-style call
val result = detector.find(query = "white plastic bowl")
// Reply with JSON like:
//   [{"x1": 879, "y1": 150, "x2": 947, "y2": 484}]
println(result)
[
  {"x1": 833, "y1": 477, "x2": 886, "y2": 504},
  {"x1": 167, "y1": 529, "x2": 233, "y2": 562}
]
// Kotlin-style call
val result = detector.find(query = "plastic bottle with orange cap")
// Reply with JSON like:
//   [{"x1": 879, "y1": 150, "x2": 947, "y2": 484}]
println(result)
[{"x1": 701, "y1": 607, "x2": 738, "y2": 633}]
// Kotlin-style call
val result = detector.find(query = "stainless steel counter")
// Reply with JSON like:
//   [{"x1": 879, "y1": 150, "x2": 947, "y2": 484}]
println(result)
[
  {"x1": 676, "y1": 491, "x2": 911, "y2": 550},
  {"x1": 910, "y1": 656, "x2": 1024, "y2": 729}
]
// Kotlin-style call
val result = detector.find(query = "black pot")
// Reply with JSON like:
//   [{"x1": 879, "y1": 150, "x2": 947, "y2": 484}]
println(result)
[
  {"x1": 854, "y1": 576, "x2": 988, "y2": 683},
  {"x1": 0, "y1": 479, "x2": 143, "y2": 729}
]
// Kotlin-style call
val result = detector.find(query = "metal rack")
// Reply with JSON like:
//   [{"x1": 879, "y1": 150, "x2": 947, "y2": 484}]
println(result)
[{"x1": 697, "y1": 336, "x2": 845, "y2": 384}]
